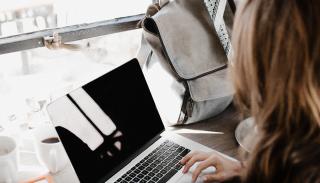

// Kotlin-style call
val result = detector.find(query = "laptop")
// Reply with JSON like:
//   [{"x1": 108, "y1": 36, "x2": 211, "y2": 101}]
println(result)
[{"x1": 46, "y1": 59, "x2": 217, "y2": 183}]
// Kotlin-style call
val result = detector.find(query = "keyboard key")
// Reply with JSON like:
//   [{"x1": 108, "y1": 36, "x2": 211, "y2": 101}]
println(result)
[
  {"x1": 166, "y1": 141, "x2": 174, "y2": 146},
  {"x1": 168, "y1": 155, "x2": 176, "y2": 160},
  {"x1": 160, "y1": 169, "x2": 167, "y2": 174},
  {"x1": 156, "y1": 172, "x2": 163, "y2": 178},
  {"x1": 134, "y1": 169, "x2": 141, "y2": 174},
  {"x1": 146, "y1": 159, "x2": 153, "y2": 164},
  {"x1": 172, "y1": 144, "x2": 179, "y2": 148},
  {"x1": 174, "y1": 163, "x2": 183, "y2": 170},
  {"x1": 130, "y1": 167, "x2": 136, "y2": 171},
  {"x1": 157, "y1": 169, "x2": 178, "y2": 183},
  {"x1": 146, "y1": 166, "x2": 153, "y2": 171},
  {"x1": 150, "y1": 163, "x2": 157, "y2": 168},
  {"x1": 180, "y1": 149, "x2": 190, "y2": 156},
  {"x1": 176, "y1": 147, "x2": 185, "y2": 153},
  {"x1": 172, "y1": 152, "x2": 180, "y2": 157},
  {"x1": 152, "y1": 176, "x2": 159, "y2": 181},
  {"x1": 163, "y1": 159, "x2": 170, "y2": 164},
  {"x1": 133, "y1": 178, "x2": 140, "y2": 182},
  {"x1": 157, "y1": 149, "x2": 165, "y2": 154},
  {"x1": 144, "y1": 175, "x2": 151, "y2": 180},
  {"x1": 148, "y1": 172, "x2": 155, "y2": 177},
  {"x1": 152, "y1": 168, "x2": 160, "y2": 173},
  {"x1": 163, "y1": 166, "x2": 171, "y2": 171},
  {"x1": 155, "y1": 165, "x2": 163, "y2": 170},
  {"x1": 154, "y1": 159, "x2": 161, "y2": 164},
  {"x1": 160, "y1": 162, "x2": 167, "y2": 167},
  {"x1": 169, "y1": 162, "x2": 177, "y2": 167},
  {"x1": 137, "y1": 174, "x2": 144, "y2": 179},
  {"x1": 170, "y1": 158, "x2": 179, "y2": 164}
]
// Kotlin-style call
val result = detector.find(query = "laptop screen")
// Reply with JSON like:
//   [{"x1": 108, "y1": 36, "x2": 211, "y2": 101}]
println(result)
[{"x1": 47, "y1": 59, "x2": 165, "y2": 183}]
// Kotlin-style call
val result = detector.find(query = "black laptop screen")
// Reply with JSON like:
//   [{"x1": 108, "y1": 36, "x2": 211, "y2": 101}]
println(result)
[{"x1": 47, "y1": 60, "x2": 165, "y2": 183}]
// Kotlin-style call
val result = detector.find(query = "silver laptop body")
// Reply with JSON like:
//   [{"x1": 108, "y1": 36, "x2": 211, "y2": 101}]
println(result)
[{"x1": 47, "y1": 59, "x2": 221, "y2": 183}]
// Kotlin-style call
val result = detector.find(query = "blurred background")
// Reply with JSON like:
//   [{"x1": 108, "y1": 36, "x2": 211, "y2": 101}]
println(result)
[{"x1": 0, "y1": 0, "x2": 151, "y2": 134}]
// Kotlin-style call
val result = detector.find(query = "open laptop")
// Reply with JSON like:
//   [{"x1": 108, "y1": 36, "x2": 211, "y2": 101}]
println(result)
[{"x1": 46, "y1": 59, "x2": 218, "y2": 183}]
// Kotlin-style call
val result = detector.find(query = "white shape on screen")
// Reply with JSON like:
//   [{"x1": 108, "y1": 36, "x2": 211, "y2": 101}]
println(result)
[
  {"x1": 69, "y1": 87, "x2": 117, "y2": 136},
  {"x1": 114, "y1": 141, "x2": 122, "y2": 151},
  {"x1": 47, "y1": 96, "x2": 104, "y2": 151}
]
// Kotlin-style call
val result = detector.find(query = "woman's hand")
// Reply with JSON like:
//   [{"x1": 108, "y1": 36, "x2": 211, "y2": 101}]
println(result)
[{"x1": 180, "y1": 151, "x2": 242, "y2": 183}]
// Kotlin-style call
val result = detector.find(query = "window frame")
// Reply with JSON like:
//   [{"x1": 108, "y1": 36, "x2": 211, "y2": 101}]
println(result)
[
  {"x1": 0, "y1": 0, "x2": 236, "y2": 55},
  {"x1": 0, "y1": 14, "x2": 144, "y2": 54}
]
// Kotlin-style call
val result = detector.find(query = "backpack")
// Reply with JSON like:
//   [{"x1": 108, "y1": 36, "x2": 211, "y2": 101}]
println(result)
[{"x1": 137, "y1": 0, "x2": 234, "y2": 125}]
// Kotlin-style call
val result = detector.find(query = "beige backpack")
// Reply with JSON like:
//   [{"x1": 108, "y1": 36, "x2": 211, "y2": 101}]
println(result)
[{"x1": 137, "y1": 0, "x2": 235, "y2": 125}]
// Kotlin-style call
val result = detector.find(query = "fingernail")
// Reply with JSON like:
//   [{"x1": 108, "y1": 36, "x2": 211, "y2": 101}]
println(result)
[{"x1": 203, "y1": 177, "x2": 207, "y2": 181}]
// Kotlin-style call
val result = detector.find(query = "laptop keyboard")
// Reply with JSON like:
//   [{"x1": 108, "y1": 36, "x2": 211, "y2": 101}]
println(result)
[{"x1": 114, "y1": 140, "x2": 190, "y2": 183}]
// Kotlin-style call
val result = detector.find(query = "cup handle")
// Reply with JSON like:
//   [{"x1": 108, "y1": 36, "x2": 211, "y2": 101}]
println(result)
[{"x1": 49, "y1": 149, "x2": 58, "y2": 173}]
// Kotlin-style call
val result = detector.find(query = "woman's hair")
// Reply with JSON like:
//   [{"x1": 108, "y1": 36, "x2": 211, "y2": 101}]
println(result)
[{"x1": 231, "y1": 0, "x2": 320, "y2": 182}]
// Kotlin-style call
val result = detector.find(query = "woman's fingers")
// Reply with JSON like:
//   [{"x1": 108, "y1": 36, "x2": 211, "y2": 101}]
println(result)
[
  {"x1": 181, "y1": 152, "x2": 209, "y2": 173},
  {"x1": 180, "y1": 151, "x2": 206, "y2": 165},
  {"x1": 180, "y1": 151, "x2": 197, "y2": 165},
  {"x1": 181, "y1": 151, "x2": 241, "y2": 183},
  {"x1": 191, "y1": 156, "x2": 217, "y2": 183}
]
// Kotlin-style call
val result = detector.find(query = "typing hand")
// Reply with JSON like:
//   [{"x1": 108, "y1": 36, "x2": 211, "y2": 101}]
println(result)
[{"x1": 180, "y1": 151, "x2": 242, "y2": 183}]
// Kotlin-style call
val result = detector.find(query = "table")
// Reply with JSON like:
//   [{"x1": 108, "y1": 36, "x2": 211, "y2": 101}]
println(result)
[
  {"x1": 169, "y1": 105, "x2": 241, "y2": 159},
  {"x1": 4, "y1": 104, "x2": 241, "y2": 182}
]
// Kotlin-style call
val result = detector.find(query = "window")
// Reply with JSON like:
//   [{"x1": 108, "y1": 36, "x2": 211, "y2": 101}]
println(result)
[
  {"x1": 0, "y1": 0, "x2": 151, "y2": 37},
  {"x1": 0, "y1": 0, "x2": 154, "y2": 133}
]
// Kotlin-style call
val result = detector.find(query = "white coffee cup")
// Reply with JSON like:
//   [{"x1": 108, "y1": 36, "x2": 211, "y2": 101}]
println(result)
[
  {"x1": 33, "y1": 124, "x2": 69, "y2": 174},
  {"x1": 0, "y1": 136, "x2": 18, "y2": 183}
]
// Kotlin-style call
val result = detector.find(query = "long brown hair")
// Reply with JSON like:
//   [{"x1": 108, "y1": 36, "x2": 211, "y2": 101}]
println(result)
[{"x1": 231, "y1": 0, "x2": 320, "y2": 182}]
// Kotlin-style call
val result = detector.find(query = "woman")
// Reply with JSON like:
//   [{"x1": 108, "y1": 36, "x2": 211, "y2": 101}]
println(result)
[{"x1": 180, "y1": 0, "x2": 320, "y2": 182}]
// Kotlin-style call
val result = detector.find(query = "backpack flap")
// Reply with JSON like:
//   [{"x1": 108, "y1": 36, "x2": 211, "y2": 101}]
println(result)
[
  {"x1": 187, "y1": 68, "x2": 233, "y2": 102},
  {"x1": 144, "y1": 0, "x2": 233, "y2": 102},
  {"x1": 152, "y1": 0, "x2": 227, "y2": 79}
]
